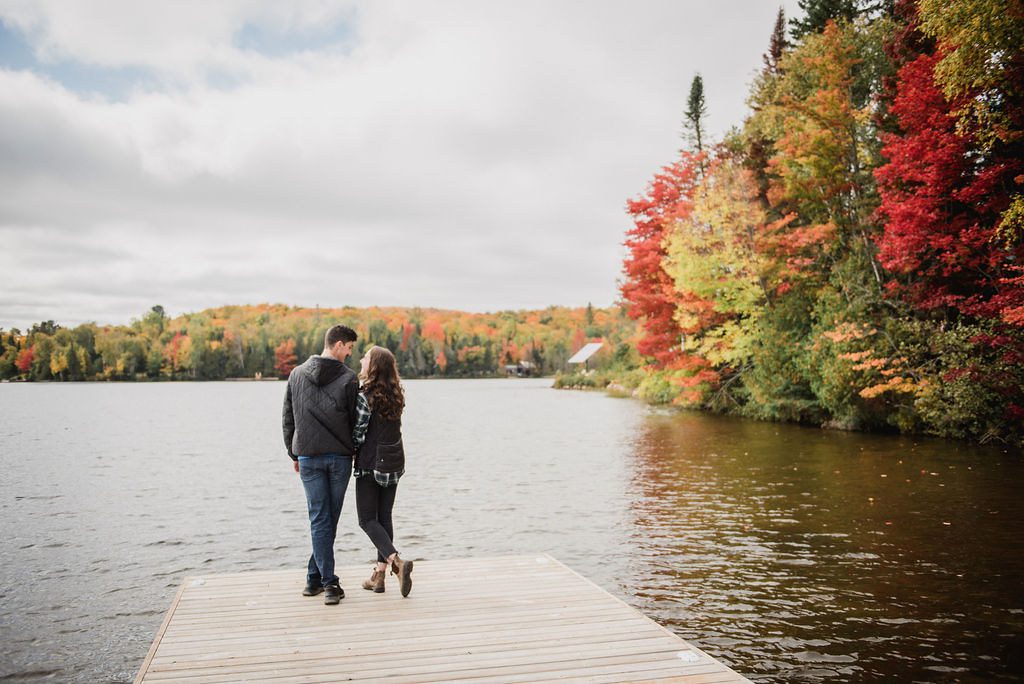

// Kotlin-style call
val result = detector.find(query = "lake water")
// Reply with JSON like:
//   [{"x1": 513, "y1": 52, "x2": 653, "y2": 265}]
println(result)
[{"x1": 0, "y1": 379, "x2": 1021, "y2": 682}]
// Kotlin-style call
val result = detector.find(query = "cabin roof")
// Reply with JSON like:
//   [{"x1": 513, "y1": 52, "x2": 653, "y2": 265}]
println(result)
[{"x1": 567, "y1": 342, "x2": 603, "y2": 364}]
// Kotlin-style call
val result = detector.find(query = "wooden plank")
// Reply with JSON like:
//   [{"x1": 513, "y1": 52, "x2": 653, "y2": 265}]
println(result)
[
  {"x1": 133, "y1": 572, "x2": 190, "y2": 684},
  {"x1": 147, "y1": 622, "x2": 665, "y2": 672},
  {"x1": 531, "y1": 667, "x2": 741, "y2": 684},
  {"x1": 153, "y1": 603, "x2": 633, "y2": 649},
  {"x1": 147, "y1": 627, "x2": 675, "y2": 672},
  {"x1": 137, "y1": 555, "x2": 751, "y2": 684},
  {"x1": 163, "y1": 594, "x2": 617, "y2": 626},
  {"x1": 164, "y1": 585, "x2": 624, "y2": 624},
  {"x1": 627, "y1": 674, "x2": 750, "y2": 684},
  {"x1": 169, "y1": 583, "x2": 589, "y2": 616},
  {"x1": 161, "y1": 589, "x2": 630, "y2": 626},
  {"x1": 151, "y1": 614, "x2": 643, "y2": 659},
  {"x1": 142, "y1": 636, "x2": 687, "y2": 682},
  {"x1": 145, "y1": 650, "x2": 718, "y2": 684},
  {"x1": 150, "y1": 615, "x2": 654, "y2": 662},
  {"x1": 223, "y1": 657, "x2": 728, "y2": 684},
  {"x1": 155, "y1": 609, "x2": 643, "y2": 645}
]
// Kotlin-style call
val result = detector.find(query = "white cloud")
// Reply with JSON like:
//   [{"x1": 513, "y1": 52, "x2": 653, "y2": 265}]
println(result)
[
  {"x1": 0, "y1": 0, "x2": 803, "y2": 330},
  {"x1": 0, "y1": 0, "x2": 356, "y2": 75}
]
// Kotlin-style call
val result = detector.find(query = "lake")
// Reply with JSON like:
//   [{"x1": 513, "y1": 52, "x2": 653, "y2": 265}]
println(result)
[{"x1": 1, "y1": 379, "x2": 1021, "y2": 682}]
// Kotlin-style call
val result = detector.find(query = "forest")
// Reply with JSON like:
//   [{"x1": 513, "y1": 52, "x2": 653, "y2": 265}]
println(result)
[
  {"x1": 618, "y1": 0, "x2": 1024, "y2": 445},
  {"x1": 0, "y1": 303, "x2": 635, "y2": 382}
]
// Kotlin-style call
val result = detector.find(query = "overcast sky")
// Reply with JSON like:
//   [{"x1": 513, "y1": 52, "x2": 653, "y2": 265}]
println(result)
[{"x1": 0, "y1": 0, "x2": 801, "y2": 330}]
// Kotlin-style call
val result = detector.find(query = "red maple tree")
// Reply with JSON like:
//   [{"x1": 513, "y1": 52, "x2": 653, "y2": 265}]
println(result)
[
  {"x1": 15, "y1": 347, "x2": 33, "y2": 374},
  {"x1": 875, "y1": 50, "x2": 1024, "y2": 320},
  {"x1": 274, "y1": 338, "x2": 297, "y2": 378},
  {"x1": 621, "y1": 152, "x2": 702, "y2": 367}
]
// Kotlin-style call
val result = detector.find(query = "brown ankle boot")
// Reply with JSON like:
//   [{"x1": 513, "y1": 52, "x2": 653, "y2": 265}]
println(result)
[
  {"x1": 390, "y1": 555, "x2": 413, "y2": 597},
  {"x1": 361, "y1": 569, "x2": 385, "y2": 593}
]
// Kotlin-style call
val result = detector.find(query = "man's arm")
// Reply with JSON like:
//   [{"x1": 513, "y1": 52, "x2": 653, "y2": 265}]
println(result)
[
  {"x1": 346, "y1": 373, "x2": 359, "y2": 421},
  {"x1": 282, "y1": 381, "x2": 296, "y2": 462}
]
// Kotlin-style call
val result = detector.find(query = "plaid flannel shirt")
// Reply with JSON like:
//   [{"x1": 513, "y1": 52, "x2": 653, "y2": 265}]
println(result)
[{"x1": 352, "y1": 391, "x2": 402, "y2": 487}]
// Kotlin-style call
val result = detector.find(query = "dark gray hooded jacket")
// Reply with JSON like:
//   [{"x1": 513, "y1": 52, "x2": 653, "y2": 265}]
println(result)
[{"x1": 282, "y1": 355, "x2": 359, "y2": 460}]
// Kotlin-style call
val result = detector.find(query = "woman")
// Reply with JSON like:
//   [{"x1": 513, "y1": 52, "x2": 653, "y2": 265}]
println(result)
[{"x1": 353, "y1": 345, "x2": 413, "y2": 597}]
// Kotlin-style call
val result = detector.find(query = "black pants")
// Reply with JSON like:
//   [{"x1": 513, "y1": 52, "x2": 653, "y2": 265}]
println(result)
[{"x1": 355, "y1": 476, "x2": 398, "y2": 563}]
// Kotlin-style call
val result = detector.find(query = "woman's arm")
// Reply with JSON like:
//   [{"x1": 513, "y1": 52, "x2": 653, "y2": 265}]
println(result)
[{"x1": 352, "y1": 391, "x2": 372, "y2": 449}]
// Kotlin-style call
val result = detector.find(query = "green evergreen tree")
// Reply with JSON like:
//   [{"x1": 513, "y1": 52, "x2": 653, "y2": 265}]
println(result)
[
  {"x1": 683, "y1": 74, "x2": 708, "y2": 173},
  {"x1": 790, "y1": 0, "x2": 859, "y2": 39}
]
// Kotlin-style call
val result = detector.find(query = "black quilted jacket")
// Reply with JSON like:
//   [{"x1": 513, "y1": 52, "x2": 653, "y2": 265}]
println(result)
[{"x1": 282, "y1": 355, "x2": 359, "y2": 460}]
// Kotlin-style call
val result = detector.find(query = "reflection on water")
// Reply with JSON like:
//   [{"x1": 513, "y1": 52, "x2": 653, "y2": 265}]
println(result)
[
  {"x1": 624, "y1": 411, "x2": 1024, "y2": 682},
  {"x1": 0, "y1": 380, "x2": 1021, "y2": 682}
]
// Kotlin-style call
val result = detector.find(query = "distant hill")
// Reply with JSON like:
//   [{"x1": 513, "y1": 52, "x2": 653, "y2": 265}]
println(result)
[{"x1": 1, "y1": 303, "x2": 638, "y2": 381}]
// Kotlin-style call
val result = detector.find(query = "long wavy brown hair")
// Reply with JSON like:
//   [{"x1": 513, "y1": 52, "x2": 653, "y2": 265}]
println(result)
[{"x1": 360, "y1": 346, "x2": 405, "y2": 421}]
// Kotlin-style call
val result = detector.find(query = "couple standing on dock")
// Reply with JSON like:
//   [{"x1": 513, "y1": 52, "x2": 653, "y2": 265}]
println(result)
[{"x1": 282, "y1": 324, "x2": 413, "y2": 605}]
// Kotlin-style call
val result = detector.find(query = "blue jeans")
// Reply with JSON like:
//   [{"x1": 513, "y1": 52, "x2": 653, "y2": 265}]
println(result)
[{"x1": 298, "y1": 454, "x2": 352, "y2": 588}]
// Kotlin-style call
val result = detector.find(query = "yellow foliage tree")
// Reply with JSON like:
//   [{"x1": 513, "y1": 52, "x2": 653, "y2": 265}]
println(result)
[{"x1": 665, "y1": 157, "x2": 768, "y2": 368}]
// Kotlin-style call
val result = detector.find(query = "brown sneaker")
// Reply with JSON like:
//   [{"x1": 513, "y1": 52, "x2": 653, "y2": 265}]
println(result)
[
  {"x1": 362, "y1": 569, "x2": 385, "y2": 593},
  {"x1": 390, "y1": 555, "x2": 414, "y2": 597}
]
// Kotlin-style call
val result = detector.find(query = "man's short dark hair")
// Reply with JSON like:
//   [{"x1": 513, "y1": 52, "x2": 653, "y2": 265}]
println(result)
[{"x1": 325, "y1": 324, "x2": 357, "y2": 348}]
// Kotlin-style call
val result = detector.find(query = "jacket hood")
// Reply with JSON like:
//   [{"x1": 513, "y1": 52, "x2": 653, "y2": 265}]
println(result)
[{"x1": 300, "y1": 354, "x2": 350, "y2": 386}]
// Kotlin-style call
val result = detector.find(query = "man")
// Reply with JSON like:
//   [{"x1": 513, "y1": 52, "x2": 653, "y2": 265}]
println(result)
[{"x1": 282, "y1": 324, "x2": 360, "y2": 605}]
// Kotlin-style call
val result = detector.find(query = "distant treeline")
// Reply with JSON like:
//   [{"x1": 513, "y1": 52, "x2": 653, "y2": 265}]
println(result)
[{"x1": 0, "y1": 304, "x2": 638, "y2": 382}]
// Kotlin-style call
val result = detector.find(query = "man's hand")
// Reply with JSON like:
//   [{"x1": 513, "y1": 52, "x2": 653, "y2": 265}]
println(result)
[{"x1": 293, "y1": 460, "x2": 299, "y2": 473}]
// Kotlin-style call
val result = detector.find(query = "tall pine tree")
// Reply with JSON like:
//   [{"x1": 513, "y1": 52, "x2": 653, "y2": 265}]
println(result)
[
  {"x1": 683, "y1": 74, "x2": 708, "y2": 175},
  {"x1": 763, "y1": 8, "x2": 789, "y2": 73}
]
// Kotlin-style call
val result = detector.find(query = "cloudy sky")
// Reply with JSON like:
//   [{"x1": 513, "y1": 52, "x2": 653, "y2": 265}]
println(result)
[{"x1": 0, "y1": 0, "x2": 800, "y2": 330}]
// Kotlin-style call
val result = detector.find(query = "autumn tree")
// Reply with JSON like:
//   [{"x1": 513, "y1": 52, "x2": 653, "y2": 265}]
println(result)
[
  {"x1": 745, "y1": 17, "x2": 892, "y2": 423},
  {"x1": 274, "y1": 339, "x2": 298, "y2": 378},
  {"x1": 869, "y1": 5, "x2": 1024, "y2": 442},
  {"x1": 918, "y1": 0, "x2": 1024, "y2": 150},
  {"x1": 15, "y1": 347, "x2": 33, "y2": 376},
  {"x1": 665, "y1": 156, "x2": 768, "y2": 406},
  {"x1": 162, "y1": 331, "x2": 191, "y2": 378},
  {"x1": 621, "y1": 153, "x2": 703, "y2": 368},
  {"x1": 918, "y1": 0, "x2": 1024, "y2": 271},
  {"x1": 876, "y1": 50, "x2": 1024, "y2": 319}
]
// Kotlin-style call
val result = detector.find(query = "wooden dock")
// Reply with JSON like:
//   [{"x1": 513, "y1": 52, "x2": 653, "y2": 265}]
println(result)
[{"x1": 135, "y1": 555, "x2": 751, "y2": 684}]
